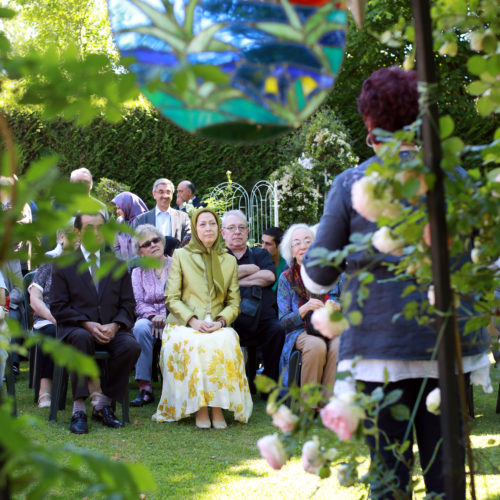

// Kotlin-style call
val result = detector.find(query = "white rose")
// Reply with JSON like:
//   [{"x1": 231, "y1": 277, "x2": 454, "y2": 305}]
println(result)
[
  {"x1": 426, "y1": 387, "x2": 441, "y2": 415},
  {"x1": 301, "y1": 437, "x2": 324, "y2": 475},
  {"x1": 372, "y1": 226, "x2": 405, "y2": 256}
]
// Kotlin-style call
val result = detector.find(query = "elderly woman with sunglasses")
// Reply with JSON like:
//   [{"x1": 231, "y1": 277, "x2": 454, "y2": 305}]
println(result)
[
  {"x1": 130, "y1": 224, "x2": 171, "y2": 407},
  {"x1": 278, "y1": 223, "x2": 342, "y2": 398}
]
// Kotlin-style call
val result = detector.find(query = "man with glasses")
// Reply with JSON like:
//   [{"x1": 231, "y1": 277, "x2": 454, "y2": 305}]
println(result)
[
  {"x1": 133, "y1": 178, "x2": 191, "y2": 243},
  {"x1": 221, "y1": 210, "x2": 285, "y2": 391}
]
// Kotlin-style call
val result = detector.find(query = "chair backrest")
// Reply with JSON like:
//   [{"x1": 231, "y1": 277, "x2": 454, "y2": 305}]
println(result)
[{"x1": 22, "y1": 270, "x2": 37, "y2": 330}]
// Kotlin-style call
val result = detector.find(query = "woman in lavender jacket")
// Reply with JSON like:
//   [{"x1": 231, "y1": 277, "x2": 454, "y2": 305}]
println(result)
[{"x1": 130, "y1": 224, "x2": 171, "y2": 407}]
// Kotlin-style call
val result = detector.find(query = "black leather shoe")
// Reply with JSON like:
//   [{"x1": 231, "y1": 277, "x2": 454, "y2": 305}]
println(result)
[
  {"x1": 70, "y1": 411, "x2": 88, "y2": 434},
  {"x1": 130, "y1": 390, "x2": 155, "y2": 407},
  {"x1": 92, "y1": 406, "x2": 124, "y2": 428}
]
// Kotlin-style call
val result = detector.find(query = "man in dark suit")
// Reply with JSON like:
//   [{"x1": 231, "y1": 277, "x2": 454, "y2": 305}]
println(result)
[
  {"x1": 50, "y1": 213, "x2": 140, "y2": 434},
  {"x1": 175, "y1": 180, "x2": 206, "y2": 211},
  {"x1": 133, "y1": 178, "x2": 191, "y2": 242}
]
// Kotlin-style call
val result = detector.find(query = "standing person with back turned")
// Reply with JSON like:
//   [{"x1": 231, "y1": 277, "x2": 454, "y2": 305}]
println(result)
[{"x1": 301, "y1": 67, "x2": 490, "y2": 499}]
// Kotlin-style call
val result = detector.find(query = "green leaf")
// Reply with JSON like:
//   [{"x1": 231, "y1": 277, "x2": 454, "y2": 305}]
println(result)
[
  {"x1": 402, "y1": 176, "x2": 421, "y2": 197},
  {"x1": 467, "y1": 80, "x2": 490, "y2": 96},
  {"x1": 442, "y1": 136, "x2": 464, "y2": 155},
  {"x1": 255, "y1": 374, "x2": 277, "y2": 393},
  {"x1": 186, "y1": 23, "x2": 224, "y2": 53},
  {"x1": 439, "y1": 115, "x2": 454, "y2": 139},
  {"x1": 467, "y1": 55, "x2": 487, "y2": 75},
  {"x1": 482, "y1": 32, "x2": 498, "y2": 54},
  {"x1": 477, "y1": 96, "x2": 496, "y2": 116},
  {"x1": 0, "y1": 7, "x2": 16, "y2": 19},
  {"x1": 464, "y1": 315, "x2": 489, "y2": 334},
  {"x1": 348, "y1": 311, "x2": 363, "y2": 326},
  {"x1": 280, "y1": 0, "x2": 302, "y2": 30},
  {"x1": 255, "y1": 23, "x2": 303, "y2": 42}
]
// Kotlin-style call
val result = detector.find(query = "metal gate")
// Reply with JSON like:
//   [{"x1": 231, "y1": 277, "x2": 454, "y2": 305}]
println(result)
[{"x1": 209, "y1": 181, "x2": 278, "y2": 243}]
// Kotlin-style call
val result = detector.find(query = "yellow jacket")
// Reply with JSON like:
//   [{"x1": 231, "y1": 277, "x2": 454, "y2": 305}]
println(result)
[{"x1": 165, "y1": 248, "x2": 241, "y2": 326}]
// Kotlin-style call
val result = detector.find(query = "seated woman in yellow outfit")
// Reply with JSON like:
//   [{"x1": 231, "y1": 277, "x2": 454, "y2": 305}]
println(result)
[{"x1": 152, "y1": 208, "x2": 253, "y2": 428}]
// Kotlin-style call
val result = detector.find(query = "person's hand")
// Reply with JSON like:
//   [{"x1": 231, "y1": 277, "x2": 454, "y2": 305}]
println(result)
[
  {"x1": 151, "y1": 314, "x2": 166, "y2": 338},
  {"x1": 99, "y1": 322, "x2": 120, "y2": 342},
  {"x1": 202, "y1": 321, "x2": 224, "y2": 333},
  {"x1": 188, "y1": 317, "x2": 221, "y2": 333},
  {"x1": 81, "y1": 320, "x2": 110, "y2": 344},
  {"x1": 299, "y1": 298, "x2": 325, "y2": 319}
]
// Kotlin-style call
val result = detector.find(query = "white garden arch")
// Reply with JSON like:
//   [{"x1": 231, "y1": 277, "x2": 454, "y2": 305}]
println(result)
[{"x1": 209, "y1": 181, "x2": 279, "y2": 243}]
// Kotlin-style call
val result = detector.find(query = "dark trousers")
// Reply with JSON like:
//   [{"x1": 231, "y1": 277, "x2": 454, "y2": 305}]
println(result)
[
  {"x1": 8, "y1": 308, "x2": 23, "y2": 365},
  {"x1": 37, "y1": 324, "x2": 56, "y2": 379},
  {"x1": 362, "y1": 378, "x2": 464, "y2": 499},
  {"x1": 64, "y1": 327, "x2": 140, "y2": 404},
  {"x1": 240, "y1": 317, "x2": 285, "y2": 384}
]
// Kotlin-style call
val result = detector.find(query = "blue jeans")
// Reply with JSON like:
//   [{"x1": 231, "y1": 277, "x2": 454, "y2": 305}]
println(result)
[{"x1": 132, "y1": 318, "x2": 154, "y2": 382}]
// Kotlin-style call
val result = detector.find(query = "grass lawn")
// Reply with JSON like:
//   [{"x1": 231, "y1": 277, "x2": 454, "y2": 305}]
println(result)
[{"x1": 11, "y1": 361, "x2": 500, "y2": 499}]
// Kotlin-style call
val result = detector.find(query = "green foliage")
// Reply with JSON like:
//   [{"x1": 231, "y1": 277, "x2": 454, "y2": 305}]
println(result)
[
  {"x1": 6, "y1": 107, "x2": 284, "y2": 206},
  {"x1": 0, "y1": 406, "x2": 155, "y2": 499},
  {"x1": 94, "y1": 177, "x2": 130, "y2": 207},
  {"x1": 270, "y1": 107, "x2": 358, "y2": 226},
  {"x1": 327, "y1": 0, "x2": 498, "y2": 164}
]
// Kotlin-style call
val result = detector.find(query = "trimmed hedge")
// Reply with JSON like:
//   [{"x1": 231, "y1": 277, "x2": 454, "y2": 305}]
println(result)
[{"x1": 7, "y1": 107, "x2": 284, "y2": 207}]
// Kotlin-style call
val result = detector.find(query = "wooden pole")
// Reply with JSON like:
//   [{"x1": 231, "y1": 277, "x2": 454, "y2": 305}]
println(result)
[{"x1": 411, "y1": 1, "x2": 465, "y2": 497}]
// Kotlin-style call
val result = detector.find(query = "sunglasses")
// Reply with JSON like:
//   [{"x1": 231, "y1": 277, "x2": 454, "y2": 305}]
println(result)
[{"x1": 139, "y1": 237, "x2": 162, "y2": 249}]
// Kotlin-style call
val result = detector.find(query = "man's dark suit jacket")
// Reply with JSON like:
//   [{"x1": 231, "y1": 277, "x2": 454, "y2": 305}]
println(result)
[
  {"x1": 50, "y1": 250, "x2": 136, "y2": 340},
  {"x1": 133, "y1": 207, "x2": 191, "y2": 241}
]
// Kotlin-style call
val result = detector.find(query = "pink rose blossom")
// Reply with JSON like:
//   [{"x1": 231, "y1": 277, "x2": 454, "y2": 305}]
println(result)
[
  {"x1": 320, "y1": 397, "x2": 364, "y2": 441},
  {"x1": 372, "y1": 226, "x2": 405, "y2": 256},
  {"x1": 301, "y1": 438, "x2": 324, "y2": 475},
  {"x1": 311, "y1": 306, "x2": 348, "y2": 340},
  {"x1": 272, "y1": 405, "x2": 299, "y2": 433},
  {"x1": 257, "y1": 434, "x2": 287, "y2": 470}
]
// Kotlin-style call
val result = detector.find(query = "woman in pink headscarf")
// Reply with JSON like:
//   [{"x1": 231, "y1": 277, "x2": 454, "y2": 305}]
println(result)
[{"x1": 112, "y1": 191, "x2": 148, "y2": 260}]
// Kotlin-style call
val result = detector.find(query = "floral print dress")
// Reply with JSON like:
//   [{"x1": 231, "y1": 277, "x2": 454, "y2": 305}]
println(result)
[{"x1": 152, "y1": 247, "x2": 252, "y2": 423}]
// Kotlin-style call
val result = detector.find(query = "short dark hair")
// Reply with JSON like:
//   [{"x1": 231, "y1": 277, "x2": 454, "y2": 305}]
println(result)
[
  {"x1": 357, "y1": 67, "x2": 418, "y2": 134},
  {"x1": 263, "y1": 226, "x2": 284, "y2": 246},
  {"x1": 74, "y1": 212, "x2": 105, "y2": 230},
  {"x1": 186, "y1": 182, "x2": 196, "y2": 195}
]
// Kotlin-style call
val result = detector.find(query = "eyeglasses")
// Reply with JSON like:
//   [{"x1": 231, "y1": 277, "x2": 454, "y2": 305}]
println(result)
[
  {"x1": 139, "y1": 237, "x2": 162, "y2": 249},
  {"x1": 291, "y1": 237, "x2": 313, "y2": 249},
  {"x1": 223, "y1": 225, "x2": 247, "y2": 233}
]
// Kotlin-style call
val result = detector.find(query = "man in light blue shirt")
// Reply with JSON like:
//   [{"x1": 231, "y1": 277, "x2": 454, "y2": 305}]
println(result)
[{"x1": 133, "y1": 178, "x2": 191, "y2": 243}]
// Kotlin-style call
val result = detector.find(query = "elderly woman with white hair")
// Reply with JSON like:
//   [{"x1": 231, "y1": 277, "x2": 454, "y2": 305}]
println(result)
[
  {"x1": 277, "y1": 223, "x2": 342, "y2": 393},
  {"x1": 130, "y1": 224, "x2": 171, "y2": 407}
]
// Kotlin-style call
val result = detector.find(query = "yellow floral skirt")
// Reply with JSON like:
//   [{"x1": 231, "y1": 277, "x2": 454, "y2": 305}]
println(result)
[{"x1": 152, "y1": 324, "x2": 253, "y2": 423}]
